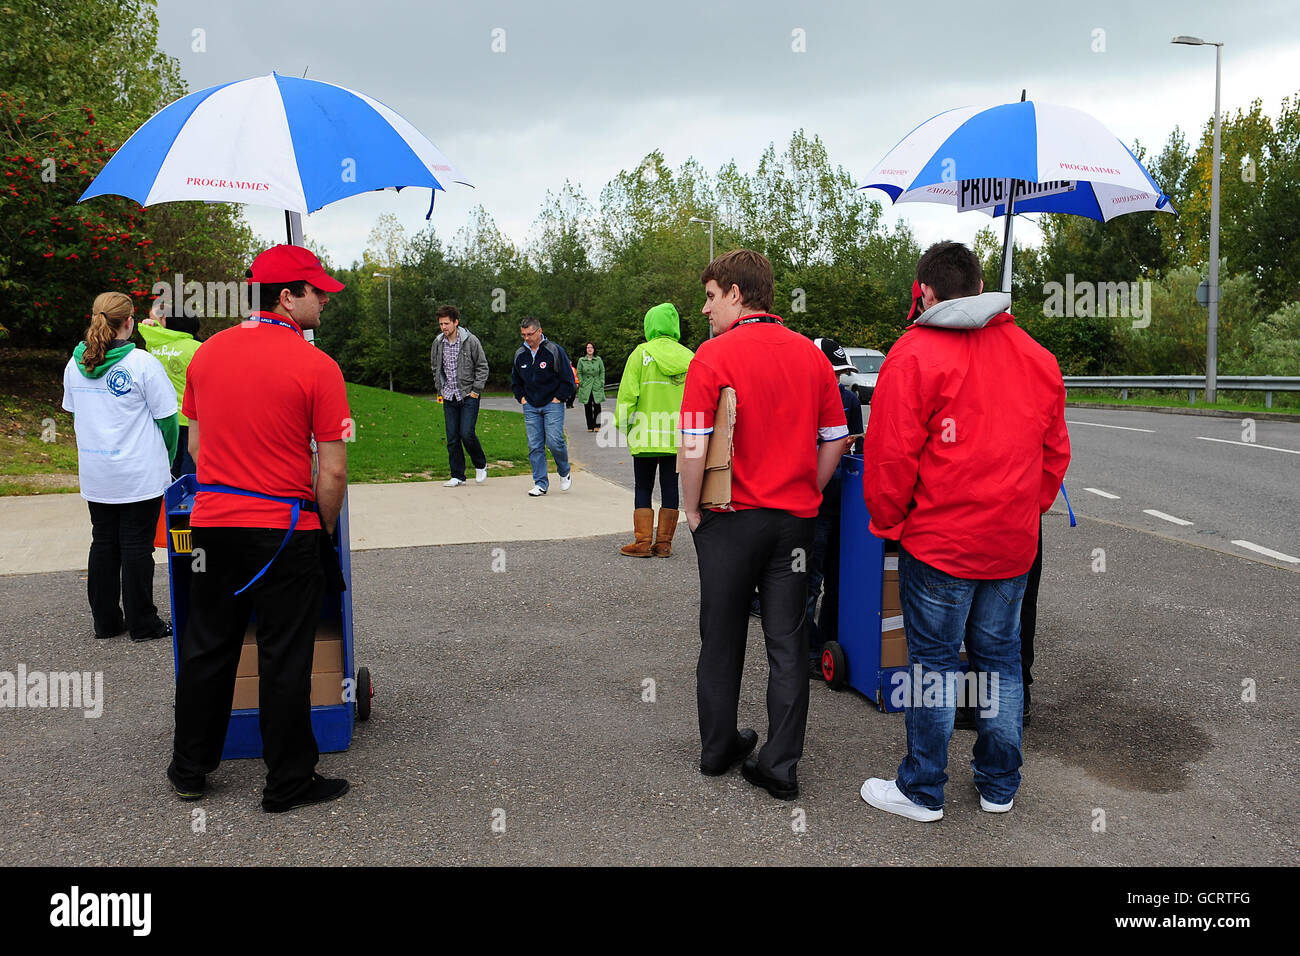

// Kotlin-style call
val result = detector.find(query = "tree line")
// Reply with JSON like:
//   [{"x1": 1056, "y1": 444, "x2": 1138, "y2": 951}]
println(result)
[{"x1": 4, "y1": 1, "x2": 1296, "y2": 395}]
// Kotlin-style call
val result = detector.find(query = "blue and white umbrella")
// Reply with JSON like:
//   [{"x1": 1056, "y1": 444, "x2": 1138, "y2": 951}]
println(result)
[
  {"x1": 81, "y1": 72, "x2": 470, "y2": 216},
  {"x1": 861, "y1": 100, "x2": 1172, "y2": 223}
]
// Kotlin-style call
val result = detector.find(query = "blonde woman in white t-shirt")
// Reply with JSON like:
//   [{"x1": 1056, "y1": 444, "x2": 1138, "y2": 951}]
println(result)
[{"x1": 62, "y1": 292, "x2": 179, "y2": 642}]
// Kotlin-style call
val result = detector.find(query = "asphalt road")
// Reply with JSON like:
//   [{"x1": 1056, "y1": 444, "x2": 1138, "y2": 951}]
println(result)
[
  {"x1": 0, "y1": 512, "x2": 1295, "y2": 865},
  {"x1": 1051, "y1": 408, "x2": 1300, "y2": 572}
]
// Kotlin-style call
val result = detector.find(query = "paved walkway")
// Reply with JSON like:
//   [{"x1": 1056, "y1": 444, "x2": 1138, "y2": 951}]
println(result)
[
  {"x1": 0, "y1": 470, "x2": 637, "y2": 576},
  {"x1": 0, "y1": 397, "x2": 661, "y2": 577}
]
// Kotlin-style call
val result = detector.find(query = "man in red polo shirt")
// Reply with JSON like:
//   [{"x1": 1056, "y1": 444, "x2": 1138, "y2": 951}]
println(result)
[
  {"x1": 167, "y1": 244, "x2": 351, "y2": 813},
  {"x1": 680, "y1": 249, "x2": 849, "y2": 801}
]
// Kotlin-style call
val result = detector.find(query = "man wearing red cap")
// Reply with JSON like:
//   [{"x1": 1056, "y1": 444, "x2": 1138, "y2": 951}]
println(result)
[{"x1": 167, "y1": 244, "x2": 352, "y2": 813}]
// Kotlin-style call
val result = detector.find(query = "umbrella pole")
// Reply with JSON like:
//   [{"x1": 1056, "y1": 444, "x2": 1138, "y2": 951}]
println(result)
[
  {"x1": 284, "y1": 210, "x2": 314, "y2": 343},
  {"x1": 999, "y1": 186, "x2": 1017, "y2": 297},
  {"x1": 285, "y1": 211, "x2": 305, "y2": 246}
]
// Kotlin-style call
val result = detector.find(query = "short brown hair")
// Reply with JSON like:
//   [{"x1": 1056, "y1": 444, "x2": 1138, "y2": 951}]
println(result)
[
  {"x1": 435, "y1": 305, "x2": 460, "y2": 322},
  {"x1": 916, "y1": 241, "x2": 983, "y2": 302},
  {"x1": 701, "y1": 249, "x2": 774, "y2": 314}
]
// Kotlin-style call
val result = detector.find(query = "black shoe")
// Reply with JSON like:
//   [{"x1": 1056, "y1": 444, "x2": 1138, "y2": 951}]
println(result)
[
  {"x1": 167, "y1": 764, "x2": 205, "y2": 801},
  {"x1": 1023, "y1": 687, "x2": 1033, "y2": 726},
  {"x1": 741, "y1": 757, "x2": 799, "y2": 801},
  {"x1": 700, "y1": 728, "x2": 758, "y2": 776},
  {"x1": 131, "y1": 621, "x2": 173, "y2": 643},
  {"x1": 94, "y1": 620, "x2": 126, "y2": 640},
  {"x1": 809, "y1": 657, "x2": 824, "y2": 681},
  {"x1": 262, "y1": 774, "x2": 350, "y2": 813},
  {"x1": 953, "y1": 706, "x2": 976, "y2": 730}
]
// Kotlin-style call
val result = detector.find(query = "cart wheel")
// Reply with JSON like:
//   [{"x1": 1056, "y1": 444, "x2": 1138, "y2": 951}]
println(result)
[
  {"x1": 822, "y1": 642, "x2": 847, "y2": 690},
  {"x1": 356, "y1": 667, "x2": 372, "y2": 721}
]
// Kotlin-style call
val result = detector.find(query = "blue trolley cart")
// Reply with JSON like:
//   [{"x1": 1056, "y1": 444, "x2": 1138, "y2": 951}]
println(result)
[
  {"x1": 163, "y1": 474, "x2": 372, "y2": 759},
  {"x1": 818, "y1": 454, "x2": 909, "y2": 712}
]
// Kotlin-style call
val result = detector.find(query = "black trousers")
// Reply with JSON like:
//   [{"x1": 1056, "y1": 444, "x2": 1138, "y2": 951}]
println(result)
[
  {"x1": 583, "y1": 397, "x2": 601, "y2": 430},
  {"x1": 170, "y1": 527, "x2": 324, "y2": 802},
  {"x1": 693, "y1": 508, "x2": 813, "y2": 786},
  {"x1": 1020, "y1": 517, "x2": 1044, "y2": 686},
  {"x1": 87, "y1": 497, "x2": 165, "y2": 639},
  {"x1": 632, "y1": 454, "x2": 679, "y2": 510}
]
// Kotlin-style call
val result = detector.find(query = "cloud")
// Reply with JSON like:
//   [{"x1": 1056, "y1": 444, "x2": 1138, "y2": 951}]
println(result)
[{"x1": 158, "y1": 0, "x2": 1298, "y2": 266}]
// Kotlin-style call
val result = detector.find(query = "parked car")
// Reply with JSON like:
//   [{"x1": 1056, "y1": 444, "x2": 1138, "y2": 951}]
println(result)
[{"x1": 840, "y1": 347, "x2": 886, "y2": 404}]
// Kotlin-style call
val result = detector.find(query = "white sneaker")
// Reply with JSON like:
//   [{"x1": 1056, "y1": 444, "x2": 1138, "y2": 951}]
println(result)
[
  {"x1": 443, "y1": 477, "x2": 466, "y2": 487},
  {"x1": 475, "y1": 467, "x2": 487, "y2": 484},
  {"x1": 560, "y1": 473, "x2": 571, "y2": 491},
  {"x1": 978, "y1": 792, "x2": 1014, "y2": 813},
  {"x1": 860, "y1": 777, "x2": 943, "y2": 822},
  {"x1": 528, "y1": 485, "x2": 547, "y2": 497}
]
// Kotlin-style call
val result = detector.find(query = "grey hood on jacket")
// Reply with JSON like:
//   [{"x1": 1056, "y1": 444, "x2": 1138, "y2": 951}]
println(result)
[{"x1": 912, "y1": 291, "x2": 1012, "y2": 330}]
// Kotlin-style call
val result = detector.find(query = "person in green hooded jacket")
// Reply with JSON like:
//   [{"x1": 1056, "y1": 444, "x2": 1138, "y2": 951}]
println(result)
[
  {"x1": 138, "y1": 296, "x2": 202, "y2": 476},
  {"x1": 614, "y1": 303, "x2": 695, "y2": 558},
  {"x1": 62, "y1": 291, "x2": 178, "y2": 643},
  {"x1": 576, "y1": 342, "x2": 606, "y2": 432}
]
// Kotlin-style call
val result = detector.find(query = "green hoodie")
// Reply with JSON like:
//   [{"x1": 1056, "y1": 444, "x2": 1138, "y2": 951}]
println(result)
[
  {"x1": 71, "y1": 339, "x2": 179, "y2": 461},
  {"x1": 615, "y1": 303, "x2": 695, "y2": 455},
  {"x1": 138, "y1": 323, "x2": 201, "y2": 426}
]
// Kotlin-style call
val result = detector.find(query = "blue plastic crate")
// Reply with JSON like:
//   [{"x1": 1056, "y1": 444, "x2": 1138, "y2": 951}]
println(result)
[
  {"x1": 835, "y1": 455, "x2": 910, "y2": 712},
  {"x1": 165, "y1": 474, "x2": 361, "y2": 758}
]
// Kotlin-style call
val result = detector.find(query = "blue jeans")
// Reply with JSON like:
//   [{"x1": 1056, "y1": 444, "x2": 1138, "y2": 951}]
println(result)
[
  {"x1": 895, "y1": 545, "x2": 1027, "y2": 809},
  {"x1": 522, "y1": 401, "x2": 569, "y2": 490},
  {"x1": 443, "y1": 396, "x2": 487, "y2": 481}
]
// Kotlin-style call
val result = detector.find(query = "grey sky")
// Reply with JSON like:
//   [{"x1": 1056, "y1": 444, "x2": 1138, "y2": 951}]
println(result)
[{"x1": 156, "y1": 0, "x2": 1299, "y2": 266}]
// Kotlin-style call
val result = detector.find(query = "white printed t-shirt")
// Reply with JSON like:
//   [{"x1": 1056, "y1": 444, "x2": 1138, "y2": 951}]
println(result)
[{"x1": 62, "y1": 346, "x2": 178, "y2": 504}]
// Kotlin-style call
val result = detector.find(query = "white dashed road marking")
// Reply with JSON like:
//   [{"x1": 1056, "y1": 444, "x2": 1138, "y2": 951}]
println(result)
[
  {"x1": 1231, "y1": 540, "x2": 1300, "y2": 563},
  {"x1": 1143, "y1": 509, "x2": 1194, "y2": 526},
  {"x1": 1197, "y1": 437, "x2": 1300, "y2": 455},
  {"x1": 1065, "y1": 420, "x2": 1157, "y2": 433},
  {"x1": 1084, "y1": 488, "x2": 1121, "y2": 499}
]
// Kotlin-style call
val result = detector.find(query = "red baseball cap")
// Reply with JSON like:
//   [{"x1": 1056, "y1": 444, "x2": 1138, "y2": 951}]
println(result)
[
  {"x1": 906, "y1": 280, "x2": 923, "y2": 321},
  {"x1": 247, "y1": 244, "x2": 345, "y2": 293}
]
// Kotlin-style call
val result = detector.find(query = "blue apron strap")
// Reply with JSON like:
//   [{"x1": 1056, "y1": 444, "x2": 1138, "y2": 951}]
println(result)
[
  {"x1": 196, "y1": 484, "x2": 315, "y2": 594},
  {"x1": 1060, "y1": 482, "x2": 1077, "y2": 527}
]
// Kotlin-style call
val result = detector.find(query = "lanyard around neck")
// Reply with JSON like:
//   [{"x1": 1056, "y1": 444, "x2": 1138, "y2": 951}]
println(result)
[{"x1": 248, "y1": 314, "x2": 302, "y2": 337}]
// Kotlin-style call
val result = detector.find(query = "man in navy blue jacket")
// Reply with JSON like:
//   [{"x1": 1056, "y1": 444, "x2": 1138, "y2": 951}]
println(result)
[{"x1": 511, "y1": 317, "x2": 576, "y2": 496}]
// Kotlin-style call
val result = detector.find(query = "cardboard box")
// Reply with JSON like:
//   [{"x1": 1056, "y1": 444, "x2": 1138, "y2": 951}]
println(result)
[
  {"x1": 235, "y1": 636, "x2": 343, "y2": 677},
  {"x1": 237, "y1": 642, "x2": 258, "y2": 678},
  {"x1": 881, "y1": 633, "x2": 908, "y2": 668},
  {"x1": 881, "y1": 569, "x2": 901, "y2": 613},
  {"x1": 313, "y1": 639, "x2": 343, "y2": 674},
  {"x1": 880, "y1": 614, "x2": 908, "y2": 667},
  {"x1": 231, "y1": 675, "x2": 258, "y2": 710},
  {"x1": 678, "y1": 387, "x2": 736, "y2": 509},
  {"x1": 230, "y1": 671, "x2": 348, "y2": 710},
  {"x1": 311, "y1": 672, "x2": 345, "y2": 706}
]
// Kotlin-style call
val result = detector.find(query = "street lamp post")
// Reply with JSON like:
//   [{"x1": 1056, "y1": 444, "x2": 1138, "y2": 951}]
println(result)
[
  {"x1": 688, "y1": 216, "x2": 714, "y2": 262},
  {"x1": 1173, "y1": 34, "x2": 1224, "y2": 404},
  {"x1": 372, "y1": 272, "x2": 393, "y2": 392}
]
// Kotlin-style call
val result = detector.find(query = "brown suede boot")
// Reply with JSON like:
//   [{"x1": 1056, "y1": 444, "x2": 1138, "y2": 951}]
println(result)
[
  {"x1": 651, "y1": 508, "x2": 679, "y2": 557},
  {"x1": 620, "y1": 508, "x2": 655, "y2": 557}
]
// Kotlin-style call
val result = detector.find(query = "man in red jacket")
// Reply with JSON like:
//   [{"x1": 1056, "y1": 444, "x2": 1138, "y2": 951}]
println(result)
[{"x1": 859, "y1": 241, "x2": 1070, "y2": 822}]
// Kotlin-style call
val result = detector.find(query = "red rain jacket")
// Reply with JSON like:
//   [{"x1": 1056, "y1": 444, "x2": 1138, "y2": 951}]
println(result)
[{"x1": 863, "y1": 299, "x2": 1071, "y2": 579}]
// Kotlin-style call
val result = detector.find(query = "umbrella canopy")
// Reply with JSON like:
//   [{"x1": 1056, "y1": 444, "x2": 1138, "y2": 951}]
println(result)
[
  {"x1": 80, "y1": 72, "x2": 470, "y2": 216},
  {"x1": 861, "y1": 100, "x2": 1172, "y2": 223}
]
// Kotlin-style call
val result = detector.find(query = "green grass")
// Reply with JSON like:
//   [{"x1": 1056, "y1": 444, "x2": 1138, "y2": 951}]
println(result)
[
  {"x1": 1065, "y1": 388, "x2": 1297, "y2": 416},
  {"x1": 1, "y1": 348, "x2": 81, "y2": 494},
  {"x1": 344, "y1": 383, "x2": 533, "y2": 483},
  {"x1": 0, "y1": 345, "x2": 535, "y2": 495}
]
